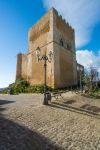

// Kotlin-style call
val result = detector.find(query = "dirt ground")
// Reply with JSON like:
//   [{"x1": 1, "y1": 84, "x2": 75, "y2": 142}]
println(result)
[{"x1": 0, "y1": 92, "x2": 100, "y2": 150}]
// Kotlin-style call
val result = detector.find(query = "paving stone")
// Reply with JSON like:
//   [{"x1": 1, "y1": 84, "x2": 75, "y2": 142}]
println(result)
[{"x1": 0, "y1": 92, "x2": 100, "y2": 149}]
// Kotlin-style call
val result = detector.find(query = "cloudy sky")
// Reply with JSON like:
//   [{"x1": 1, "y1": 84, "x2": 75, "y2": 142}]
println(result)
[
  {"x1": 0, "y1": 0, "x2": 100, "y2": 87},
  {"x1": 44, "y1": 0, "x2": 100, "y2": 48}
]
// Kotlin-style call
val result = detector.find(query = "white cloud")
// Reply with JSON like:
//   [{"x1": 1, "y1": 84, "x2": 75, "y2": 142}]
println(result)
[
  {"x1": 43, "y1": 0, "x2": 100, "y2": 48},
  {"x1": 76, "y1": 50, "x2": 100, "y2": 75}
]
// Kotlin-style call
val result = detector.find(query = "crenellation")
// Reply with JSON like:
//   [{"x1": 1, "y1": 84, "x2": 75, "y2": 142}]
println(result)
[
  {"x1": 57, "y1": 15, "x2": 74, "y2": 32},
  {"x1": 50, "y1": 7, "x2": 74, "y2": 32},
  {"x1": 59, "y1": 15, "x2": 62, "y2": 20},
  {"x1": 63, "y1": 19, "x2": 66, "y2": 23},
  {"x1": 50, "y1": 7, "x2": 58, "y2": 15}
]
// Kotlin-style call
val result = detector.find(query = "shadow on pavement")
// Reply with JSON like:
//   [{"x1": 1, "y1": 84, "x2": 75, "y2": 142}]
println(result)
[
  {"x1": 0, "y1": 99, "x2": 15, "y2": 105},
  {"x1": 0, "y1": 106, "x2": 63, "y2": 150},
  {"x1": 0, "y1": 107, "x2": 5, "y2": 111},
  {"x1": 80, "y1": 104, "x2": 100, "y2": 113},
  {"x1": 0, "y1": 99, "x2": 15, "y2": 112},
  {"x1": 64, "y1": 100, "x2": 76, "y2": 105},
  {"x1": 49, "y1": 102, "x2": 100, "y2": 119}
]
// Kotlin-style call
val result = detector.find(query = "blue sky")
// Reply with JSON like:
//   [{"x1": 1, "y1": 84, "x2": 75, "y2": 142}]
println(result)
[{"x1": 0, "y1": 0, "x2": 100, "y2": 87}]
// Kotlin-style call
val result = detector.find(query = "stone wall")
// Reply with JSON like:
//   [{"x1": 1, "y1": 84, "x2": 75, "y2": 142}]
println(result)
[
  {"x1": 28, "y1": 12, "x2": 50, "y2": 52},
  {"x1": 53, "y1": 10, "x2": 77, "y2": 88},
  {"x1": 16, "y1": 9, "x2": 55, "y2": 87},
  {"x1": 16, "y1": 54, "x2": 22, "y2": 80}
]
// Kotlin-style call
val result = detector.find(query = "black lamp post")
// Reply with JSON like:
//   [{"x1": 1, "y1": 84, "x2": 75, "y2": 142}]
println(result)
[{"x1": 36, "y1": 47, "x2": 53, "y2": 105}]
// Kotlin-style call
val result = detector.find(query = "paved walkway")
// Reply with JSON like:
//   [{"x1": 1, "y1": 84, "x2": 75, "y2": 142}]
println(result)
[{"x1": 0, "y1": 92, "x2": 100, "y2": 150}]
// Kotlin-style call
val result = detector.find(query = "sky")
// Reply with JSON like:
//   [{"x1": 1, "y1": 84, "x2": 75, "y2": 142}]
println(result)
[{"x1": 0, "y1": 0, "x2": 100, "y2": 88}]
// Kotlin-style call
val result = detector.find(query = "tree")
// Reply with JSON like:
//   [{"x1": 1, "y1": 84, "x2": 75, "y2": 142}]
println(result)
[{"x1": 83, "y1": 66, "x2": 99, "y2": 92}]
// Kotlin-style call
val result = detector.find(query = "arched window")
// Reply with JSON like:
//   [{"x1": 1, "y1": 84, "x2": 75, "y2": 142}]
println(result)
[
  {"x1": 60, "y1": 39, "x2": 64, "y2": 47},
  {"x1": 67, "y1": 43, "x2": 71, "y2": 50}
]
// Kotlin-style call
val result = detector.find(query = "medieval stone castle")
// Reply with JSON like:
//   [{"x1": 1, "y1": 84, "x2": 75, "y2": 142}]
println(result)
[{"x1": 16, "y1": 8, "x2": 83, "y2": 88}]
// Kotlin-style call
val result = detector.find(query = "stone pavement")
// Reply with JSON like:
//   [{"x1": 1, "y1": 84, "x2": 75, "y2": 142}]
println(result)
[{"x1": 0, "y1": 92, "x2": 100, "y2": 150}]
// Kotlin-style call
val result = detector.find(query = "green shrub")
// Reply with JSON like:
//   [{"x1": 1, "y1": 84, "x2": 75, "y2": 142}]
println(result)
[
  {"x1": 8, "y1": 80, "x2": 51, "y2": 94},
  {"x1": 26, "y1": 85, "x2": 44, "y2": 93},
  {"x1": 15, "y1": 79, "x2": 29, "y2": 88},
  {"x1": 0, "y1": 89, "x2": 9, "y2": 94},
  {"x1": 1, "y1": 79, "x2": 58, "y2": 94}
]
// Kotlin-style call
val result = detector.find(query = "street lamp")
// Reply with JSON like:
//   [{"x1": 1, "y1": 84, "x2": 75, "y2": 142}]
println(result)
[{"x1": 36, "y1": 47, "x2": 53, "y2": 105}]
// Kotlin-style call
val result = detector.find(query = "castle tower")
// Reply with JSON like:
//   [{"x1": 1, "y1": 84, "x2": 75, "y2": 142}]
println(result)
[{"x1": 16, "y1": 8, "x2": 77, "y2": 88}]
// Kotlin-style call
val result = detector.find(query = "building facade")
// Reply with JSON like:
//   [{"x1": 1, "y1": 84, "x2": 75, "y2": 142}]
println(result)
[
  {"x1": 16, "y1": 8, "x2": 78, "y2": 88},
  {"x1": 77, "y1": 63, "x2": 84, "y2": 86}
]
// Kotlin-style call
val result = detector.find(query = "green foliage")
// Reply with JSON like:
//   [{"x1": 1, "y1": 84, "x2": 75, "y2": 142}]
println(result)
[
  {"x1": 9, "y1": 83, "x2": 15, "y2": 88},
  {"x1": 7, "y1": 79, "x2": 30, "y2": 94},
  {"x1": 26, "y1": 85, "x2": 44, "y2": 93},
  {"x1": 15, "y1": 79, "x2": 29, "y2": 88},
  {"x1": 83, "y1": 74, "x2": 100, "y2": 98},
  {"x1": 89, "y1": 89, "x2": 100, "y2": 99},
  {"x1": 83, "y1": 74, "x2": 100, "y2": 94},
  {"x1": 83, "y1": 75, "x2": 91, "y2": 92},
  {"x1": 0, "y1": 79, "x2": 53, "y2": 94},
  {"x1": 0, "y1": 89, "x2": 9, "y2": 94},
  {"x1": 0, "y1": 79, "x2": 79, "y2": 95}
]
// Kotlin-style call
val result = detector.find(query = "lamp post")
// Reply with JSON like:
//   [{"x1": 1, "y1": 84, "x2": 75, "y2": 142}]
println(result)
[{"x1": 36, "y1": 47, "x2": 53, "y2": 105}]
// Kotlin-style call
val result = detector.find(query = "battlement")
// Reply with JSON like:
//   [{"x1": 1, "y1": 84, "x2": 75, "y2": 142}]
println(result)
[
  {"x1": 28, "y1": 7, "x2": 75, "y2": 52},
  {"x1": 49, "y1": 7, "x2": 74, "y2": 32},
  {"x1": 57, "y1": 14, "x2": 74, "y2": 32},
  {"x1": 58, "y1": 15, "x2": 74, "y2": 32},
  {"x1": 29, "y1": 7, "x2": 74, "y2": 39}
]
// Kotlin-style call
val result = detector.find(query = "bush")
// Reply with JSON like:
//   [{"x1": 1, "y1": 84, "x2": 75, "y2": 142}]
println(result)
[
  {"x1": 7, "y1": 79, "x2": 53, "y2": 94},
  {"x1": 1, "y1": 79, "x2": 60, "y2": 94},
  {"x1": 26, "y1": 85, "x2": 44, "y2": 93},
  {"x1": 0, "y1": 89, "x2": 9, "y2": 94},
  {"x1": 15, "y1": 79, "x2": 29, "y2": 88}
]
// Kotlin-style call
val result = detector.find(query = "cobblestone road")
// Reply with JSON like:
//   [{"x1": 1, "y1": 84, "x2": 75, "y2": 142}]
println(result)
[{"x1": 0, "y1": 92, "x2": 100, "y2": 150}]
